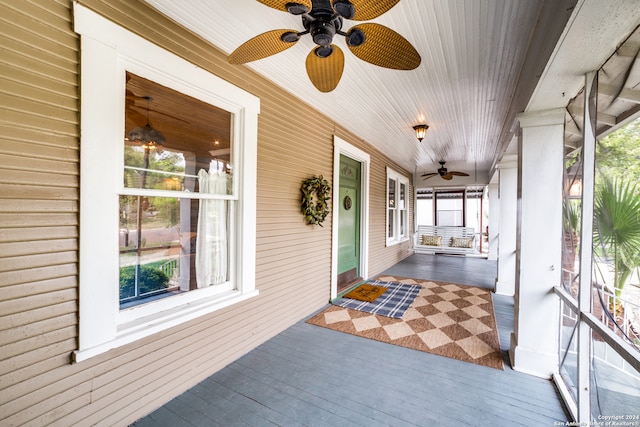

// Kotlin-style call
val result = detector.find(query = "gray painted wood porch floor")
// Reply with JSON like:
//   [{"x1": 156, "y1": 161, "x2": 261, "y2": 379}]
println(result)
[{"x1": 132, "y1": 254, "x2": 570, "y2": 426}]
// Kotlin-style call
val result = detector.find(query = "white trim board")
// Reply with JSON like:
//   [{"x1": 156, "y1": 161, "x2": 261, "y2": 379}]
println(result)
[{"x1": 331, "y1": 136, "x2": 370, "y2": 300}]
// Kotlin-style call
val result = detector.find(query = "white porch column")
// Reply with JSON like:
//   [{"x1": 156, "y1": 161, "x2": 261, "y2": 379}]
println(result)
[
  {"x1": 487, "y1": 183, "x2": 499, "y2": 262},
  {"x1": 509, "y1": 108, "x2": 564, "y2": 378},
  {"x1": 495, "y1": 156, "x2": 517, "y2": 295}
]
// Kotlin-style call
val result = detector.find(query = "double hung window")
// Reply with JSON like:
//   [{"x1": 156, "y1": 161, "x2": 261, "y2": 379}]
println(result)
[
  {"x1": 386, "y1": 168, "x2": 409, "y2": 245},
  {"x1": 74, "y1": 4, "x2": 259, "y2": 361},
  {"x1": 119, "y1": 73, "x2": 236, "y2": 308}
]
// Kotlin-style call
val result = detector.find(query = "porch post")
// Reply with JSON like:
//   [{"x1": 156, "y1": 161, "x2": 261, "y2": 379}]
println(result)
[
  {"x1": 495, "y1": 155, "x2": 517, "y2": 295},
  {"x1": 509, "y1": 108, "x2": 564, "y2": 378},
  {"x1": 487, "y1": 182, "x2": 499, "y2": 261}
]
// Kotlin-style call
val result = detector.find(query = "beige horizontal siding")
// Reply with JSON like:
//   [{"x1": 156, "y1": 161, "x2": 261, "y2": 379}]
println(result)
[
  {"x1": 0, "y1": 201, "x2": 78, "y2": 215},
  {"x1": 0, "y1": 0, "x2": 413, "y2": 425},
  {"x1": 0, "y1": 185, "x2": 77, "y2": 202},
  {"x1": 0, "y1": 251, "x2": 76, "y2": 272},
  {"x1": 0, "y1": 238, "x2": 77, "y2": 258},
  {"x1": 0, "y1": 276, "x2": 76, "y2": 301},
  {"x1": 1, "y1": 50, "x2": 76, "y2": 93},
  {"x1": 0, "y1": 1, "x2": 80, "y2": 425},
  {"x1": 0, "y1": 212, "x2": 77, "y2": 228},
  {"x1": 0, "y1": 151, "x2": 78, "y2": 174},
  {"x1": 3, "y1": 171, "x2": 77, "y2": 190}
]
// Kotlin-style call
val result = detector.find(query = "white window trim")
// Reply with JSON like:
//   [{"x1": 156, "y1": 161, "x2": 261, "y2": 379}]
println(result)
[
  {"x1": 386, "y1": 167, "x2": 410, "y2": 246},
  {"x1": 331, "y1": 136, "x2": 370, "y2": 299},
  {"x1": 73, "y1": 4, "x2": 259, "y2": 362}
]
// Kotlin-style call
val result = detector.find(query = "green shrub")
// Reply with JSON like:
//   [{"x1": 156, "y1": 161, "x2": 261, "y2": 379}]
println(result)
[{"x1": 120, "y1": 265, "x2": 169, "y2": 300}]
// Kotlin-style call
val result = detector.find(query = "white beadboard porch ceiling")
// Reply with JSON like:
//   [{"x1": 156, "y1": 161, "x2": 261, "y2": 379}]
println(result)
[{"x1": 142, "y1": 0, "x2": 573, "y2": 182}]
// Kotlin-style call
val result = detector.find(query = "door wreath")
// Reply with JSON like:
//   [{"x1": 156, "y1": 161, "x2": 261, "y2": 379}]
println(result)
[{"x1": 300, "y1": 175, "x2": 331, "y2": 226}]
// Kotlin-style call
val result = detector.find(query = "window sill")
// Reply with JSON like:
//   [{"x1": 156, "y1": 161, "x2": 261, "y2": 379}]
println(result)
[
  {"x1": 72, "y1": 289, "x2": 259, "y2": 363},
  {"x1": 386, "y1": 236, "x2": 410, "y2": 247}
]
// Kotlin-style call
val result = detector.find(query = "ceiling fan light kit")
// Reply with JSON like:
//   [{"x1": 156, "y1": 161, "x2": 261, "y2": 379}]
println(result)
[
  {"x1": 229, "y1": 0, "x2": 420, "y2": 92},
  {"x1": 333, "y1": 1, "x2": 355, "y2": 19},
  {"x1": 285, "y1": 2, "x2": 311, "y2": 15},
  {"x1": 127, "y1": 96, "x2": 166, "y2": 149},
  {"x1": 421, "y1": 161, "x2": 469, "y2": 181}
]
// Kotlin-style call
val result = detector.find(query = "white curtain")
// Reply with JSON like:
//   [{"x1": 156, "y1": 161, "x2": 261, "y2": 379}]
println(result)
[{"x1": 196, "y1": 169, "x2": 228, "y2": 288}]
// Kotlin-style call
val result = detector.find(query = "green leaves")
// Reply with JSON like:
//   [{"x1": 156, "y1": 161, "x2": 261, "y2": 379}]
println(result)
[
  {"x1": 594, "y1": 175, "x2": 640, "y2": 294},
  {"x1": 597, "y1": 118, "x2": 640, "y2": 183},
  {"x1": 301, "y1": 175, "x2": 331, "y2": 226},
  {"x1": 119, "y1": 265, "x2": 170, "y2": 300}
]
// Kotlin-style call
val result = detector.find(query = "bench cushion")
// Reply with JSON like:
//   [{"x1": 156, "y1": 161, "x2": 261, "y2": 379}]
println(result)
[
  {"x1": 450, "y1": 236, "x2": 474, "y2": 248},
  {"x1": 421, "y1": 235, "x2": 443, "y2": 246}
]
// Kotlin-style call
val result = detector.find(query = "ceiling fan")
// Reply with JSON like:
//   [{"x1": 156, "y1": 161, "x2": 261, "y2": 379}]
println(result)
[
  {"x1": 228, "y1": 0, "x2": 421, "y2": 92},
  {"x1": 422, "y1": 161, "x2": 470, "y2": 181}
]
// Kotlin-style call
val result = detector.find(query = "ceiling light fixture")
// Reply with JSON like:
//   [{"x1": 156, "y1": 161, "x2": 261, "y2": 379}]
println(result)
[
  {"x1": 127, "y1": 96, "x2": 166, "y2": 149},
  {"x1": 413, "y1": 124, "x2": 429, "y2": 142}
]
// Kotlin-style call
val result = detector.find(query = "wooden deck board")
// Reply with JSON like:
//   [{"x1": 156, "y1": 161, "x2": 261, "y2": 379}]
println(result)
[{"x1": 132, "y1": 254, "x2": 570, "y2": 426}]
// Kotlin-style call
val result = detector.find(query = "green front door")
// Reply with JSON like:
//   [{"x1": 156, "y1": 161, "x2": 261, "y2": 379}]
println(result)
[{"x1": 337, "y1": 155, "x2": 361, "y2": 291}]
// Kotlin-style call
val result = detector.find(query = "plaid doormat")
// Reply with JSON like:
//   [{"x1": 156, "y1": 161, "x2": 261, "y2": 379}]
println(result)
[{"x1": 333, "y1": 280, "x2": 421, "y2": 318}]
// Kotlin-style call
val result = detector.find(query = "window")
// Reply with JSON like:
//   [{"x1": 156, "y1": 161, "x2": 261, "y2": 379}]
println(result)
[
  {"x1": 119, "y1": 73, "x2": 235, "y2": 308},
  {"x1": 415, "y1": 187, "x2": 484, "y2": 243},
  {"x1": 388, "y1": 177, "x2": 396, "y2": 239},
  {"x1": 435, "y1": 190, "x2": 464, "y2": 226},
  {"x1": 555, "y1": 69, "x2": 640, "y2": 422},
  {"x1": 386, "y1": 167, "x2": 409, "y2": 245},
  {"x1": 74, "y1": 4, "x2": 259, "y2": 361},
  {"x1": 415, "y1": 188, "x2": 434, "y2": 226}
]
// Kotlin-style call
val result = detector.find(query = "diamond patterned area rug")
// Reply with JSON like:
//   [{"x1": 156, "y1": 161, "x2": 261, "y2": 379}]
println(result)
[{"x1": 307, "y1": 276, "x2": 504, "y2": 370}]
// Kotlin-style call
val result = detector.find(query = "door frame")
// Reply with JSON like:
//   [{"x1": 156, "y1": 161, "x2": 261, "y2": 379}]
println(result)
[{"x1": 331, "y1": 136, "x2": 370, "y2": 299}]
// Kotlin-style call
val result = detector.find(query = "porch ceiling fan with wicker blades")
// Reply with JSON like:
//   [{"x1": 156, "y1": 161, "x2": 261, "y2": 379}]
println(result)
[
  {"x1": 422, "y1": 161, "x2": 470, "y2": 181},
  {"x1": 228, "y1": 0, "x2": 421, "y2": 92}
]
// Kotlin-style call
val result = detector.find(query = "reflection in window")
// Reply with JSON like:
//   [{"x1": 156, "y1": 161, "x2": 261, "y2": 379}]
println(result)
[
  {"x1": 119, "y1": 195, "x2": 197, "y2": 302},
  {"x1": 388, "y1": 178, "x2": 396, "y2": 208},
  {"x1": 400, "y1": 183, "x2": 406, "y2": 236},
  {"x1": 387, "y1": 168, "x2": 409, "y2": 244},
  {"x1": 120, "y1": 72, "x2": 234, "y2": 307},
  {"x1": 388, "y1": 178, "x2": 396, "y2": 239}
]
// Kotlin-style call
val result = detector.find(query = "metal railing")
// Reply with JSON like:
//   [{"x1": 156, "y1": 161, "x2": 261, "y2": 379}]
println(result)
[{"x1": 596, "y1": 285, "x2": 640, "y2": 348}]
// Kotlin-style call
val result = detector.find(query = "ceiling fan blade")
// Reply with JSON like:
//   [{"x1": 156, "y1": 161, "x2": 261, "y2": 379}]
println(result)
[
  {"x1": 228, "y1": 29, "x2": 300, "y2": 64},
  {"x1": 257, "y1": 0, "x2": 312, "y2": 14},
  {"x1": 130, "y1": 105, "x2": 190, "y2": 124},
  {"x1": 347, "y1": 23, "x2": 421, "y2": 70},
  {"x1": 441, "y1": 173, "x2": 454, "y2": 180},
  {"x1": 336, "y1": 0, "x2": 399, "y2": 21},
  {"x1": 306, "y1": 45, "x2": 345, "y2": 92},
  {"x1": 422, "y1": 173, "x2": 438, "y2": 180},
  {"x1": 450, "y1": 171, "x2": 470, "y2": 177},
  {"x1": 125, "y1": 90, "x2": 148, "y2": 100}
]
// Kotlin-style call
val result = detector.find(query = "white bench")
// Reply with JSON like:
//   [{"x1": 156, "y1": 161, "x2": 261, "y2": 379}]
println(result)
[{"x1": 414, "y1": 225, "x2": 476, "y2": 255}]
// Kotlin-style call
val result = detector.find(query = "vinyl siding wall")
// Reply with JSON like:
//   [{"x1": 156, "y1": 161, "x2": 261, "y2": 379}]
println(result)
[{"x1": 0, "y1": 1, "x2": 412, "y2": 425}]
